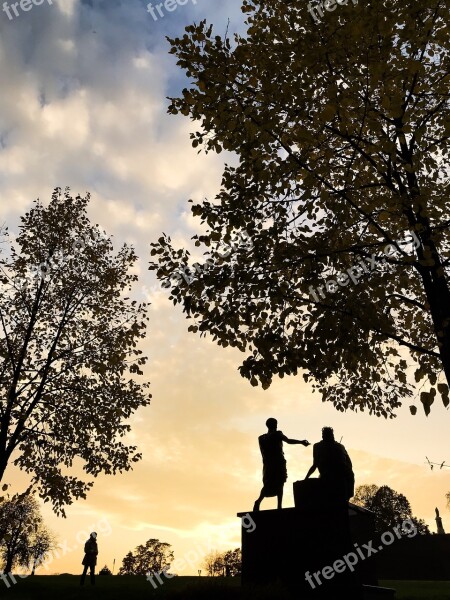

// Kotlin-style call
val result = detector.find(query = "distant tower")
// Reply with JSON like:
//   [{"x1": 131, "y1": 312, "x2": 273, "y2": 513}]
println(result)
[{"x1": 435, "y1": 507, "x2": 446, "y2": 535}]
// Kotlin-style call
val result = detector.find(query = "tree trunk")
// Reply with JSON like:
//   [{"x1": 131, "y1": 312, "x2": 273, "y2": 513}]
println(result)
[
  {"x1": 0, "y1": 454, "x2": 8, "y2": 483},
  {"x1": 4, "y1": 553, "x2": 14, "y2": 573},
  {"x1": 424, "y1": 274, "x2": 450, "y2": 386},
  {"x1": 415, "y1": 228, "x2": 450, "y2": 391}
]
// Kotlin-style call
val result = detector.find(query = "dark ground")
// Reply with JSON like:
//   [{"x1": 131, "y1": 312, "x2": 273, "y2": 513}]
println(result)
[{"x1": 0, "y1": 576, "x2": 449, "y2": 600}]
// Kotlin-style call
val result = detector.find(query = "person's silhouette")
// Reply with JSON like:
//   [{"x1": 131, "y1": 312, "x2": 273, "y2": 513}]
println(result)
[
  {"x1": 305, "y1": 427, "x2": 354, "y2": 503},
  {"x1": 80, "y1": 532, "x2": 98, "y2": 586},
  {"x1": 253, "y1": 418, "x2": 310, "y2": 511}
]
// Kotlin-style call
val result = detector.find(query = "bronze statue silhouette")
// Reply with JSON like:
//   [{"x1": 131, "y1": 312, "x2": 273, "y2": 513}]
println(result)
[
  {"x1": 435, "y1": 507, "x2": 445, "y2": 534},
  {"x1": 253, "y1": 418, "x2": 310, "y2": 511},
  {"x1": 305, "y1": 427, "x2": 354, "y2": 503},
  {"x1": 80, "y1": 532, "x2": 98, "y2": 586}
]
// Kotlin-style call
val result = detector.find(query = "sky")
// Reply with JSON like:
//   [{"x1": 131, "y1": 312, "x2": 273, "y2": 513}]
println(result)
[{"x1": 0, "y1": 0, "x2": 449, "y2": 580}]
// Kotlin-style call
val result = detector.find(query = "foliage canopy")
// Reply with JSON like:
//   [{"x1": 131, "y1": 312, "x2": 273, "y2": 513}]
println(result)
[
  {"x1": 353, "y1": 484, "x2": 430, "y2": 534},
  {"x1": 151, "y1": 0, "x2": 450, "y2": 417},
  {"x1": 0, "y1": 188, "x2": 151, "y2": 514},
  {"x1": 118, "y1": 539, "x2": 174, "y2": 576}
]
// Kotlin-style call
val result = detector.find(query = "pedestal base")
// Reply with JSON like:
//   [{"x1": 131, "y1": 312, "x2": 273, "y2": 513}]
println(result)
[{"x1": 237, "y1": 480, "x2": 393, "y2": 597}]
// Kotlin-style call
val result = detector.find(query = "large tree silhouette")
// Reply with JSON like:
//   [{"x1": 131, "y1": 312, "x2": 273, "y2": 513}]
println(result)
[
  {"x1": 353, "y1": 484, "x2": 429, "y2": 534},
  {"x1": 150, "y1": 0, "x2": 450, "y2": 417},
  {"x1": 118, "y1": 539, "x2": 173, "y2": 576},
  {"x1": 0, "y1": 188, "x2": 151, "y2": 514}
]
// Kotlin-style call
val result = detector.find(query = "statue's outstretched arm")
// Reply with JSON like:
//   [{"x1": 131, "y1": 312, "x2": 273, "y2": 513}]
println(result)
[{"x1": 281, "y1": 434, "x2": 310, "y2": 446}]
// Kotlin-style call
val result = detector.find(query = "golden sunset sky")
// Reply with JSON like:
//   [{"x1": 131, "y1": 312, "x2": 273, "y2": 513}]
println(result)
[{"x1": 1, "y1": 0, "x2": 449, "y2": 578}]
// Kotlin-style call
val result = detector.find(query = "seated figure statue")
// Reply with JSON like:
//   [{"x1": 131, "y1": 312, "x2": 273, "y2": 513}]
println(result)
[{"x1": 305, "y1": 426, "x2": 355, "y2": 504}]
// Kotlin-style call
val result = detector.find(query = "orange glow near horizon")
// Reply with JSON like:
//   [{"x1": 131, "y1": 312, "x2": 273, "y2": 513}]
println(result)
[{"x1": 7, "y1": 318, "x2": 450, "y2": 576}]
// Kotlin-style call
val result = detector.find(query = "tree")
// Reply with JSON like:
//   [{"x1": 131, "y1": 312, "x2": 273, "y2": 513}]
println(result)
[
  {"x1": 202, "y1": 550, "x2": 224, "y2": 576},
  {"x1": 0, "y1": 493, "x2": 34, "y2": 573},
  {"x1": 0, "y1": 188, "x2": 151, "y2": 514},
  {"x1": 98, "y1": 565, "x2": 113, "y2": 575},
  {"x1": 24, "y1": 524, "x2": 57, "y2": 575},
  {"x1": 150, "y1": 0, "x2": 450, "y2": 417},
  {"x1": 222, "y1": 548, "x2": 242, "y2": 576},
  {"x1": 202, "y1": 548, "x2": 242, "y2": 576},
  {"x1": 118, "y1": 551, "x2": 136, "y2": 575},
  {"x1": 353, "y1": 484, "x2": 429, "y2": 534},
  {"x1": 0, "y1": 483, "x2": 12, "y2": 540},
  {"x1": 0, "y1": 491, "x2": 56, "y2": 574},
  {"x1": 118, "y1": 539, "x2": 174, "y2": 576},
  {"x1": 352, "y1": 484, "x2": 379, "y2": 509}
]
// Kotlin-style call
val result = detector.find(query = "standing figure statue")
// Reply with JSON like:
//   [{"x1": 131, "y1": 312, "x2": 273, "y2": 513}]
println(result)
[
  {"x1": 305, "y1": 427, "x2": 355, "y2": 503},
  {"x1": 80, "y1": 531, "x2": 98, "y2": 586},
  {"x1": 253, "y1": 418, "x2": 310, "y2": 511},
  {"x1": 435, "y1": 508, "x2": 446, "y2": 535}
]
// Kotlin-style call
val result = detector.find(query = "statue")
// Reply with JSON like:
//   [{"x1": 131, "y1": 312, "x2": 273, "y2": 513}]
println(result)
[
  {"x1": 253, "y1": 418, "x2": 310, "y2": 511},
  {"x1": 435, "y1": 507, "x2": 445, "y2": 534},
  {"x1": 305, "y1": 427, "x2": 354, "y2": 503}
]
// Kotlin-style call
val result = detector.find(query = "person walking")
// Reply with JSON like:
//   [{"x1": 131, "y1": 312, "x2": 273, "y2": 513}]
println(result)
[{"x1": 80, "y1": 532, "x2": 98, "y2": 586}]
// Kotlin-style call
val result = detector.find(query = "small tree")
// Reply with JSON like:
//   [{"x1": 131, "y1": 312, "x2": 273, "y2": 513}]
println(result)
[
  {"x1": 222, "y1": 548, "x2": 241, "y2": 576},
  {"x1": 118, "y1": 551, "x2": 136, "y2": 575},
  {"x1": 24, "y1": 525, "x2": 57, "y2": 575},
  {"x1": 0, "y1": 492, "x2": 56, "y2": 574},
  {"x1": 0, "y1": 483, "x2": 13, "y2": 540},
  {"x1": 353, "y1": 484, "x2": 429, "y2": 534},
  {"x1": 118, "y1": 539, "x2": 173, "y2": 576},
  {"x1": 98, "y1": 565, "x2": 112, "y2": 576},
  {"x1": 0, "y1": 188, "x2": 151, "y2": 514},
  {"x1": 202, "y1": 550, "x2": 224, "y2": 577},
  {"x1": 352, "y1": 484, "x2": 379, "y2": 509},
  {"x1": 0, "y1": 493, "x2": 36, "y2": 573}
]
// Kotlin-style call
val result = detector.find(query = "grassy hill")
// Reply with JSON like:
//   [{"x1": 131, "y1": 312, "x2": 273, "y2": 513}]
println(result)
[{"x1": 0, "y1": 575, "x2": 449, "y2": 599}]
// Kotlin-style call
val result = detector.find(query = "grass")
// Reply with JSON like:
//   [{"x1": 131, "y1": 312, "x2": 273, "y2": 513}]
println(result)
[
  {"x1": 381, "y1": 580, "x2": 450, "y2": 599},
  {"x1": 0, "y1": 575, "x2": 448, "y2": 599}
]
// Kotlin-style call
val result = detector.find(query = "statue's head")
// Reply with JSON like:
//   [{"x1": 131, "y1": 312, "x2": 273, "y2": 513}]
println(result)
[
  {"x1": 90, "y1": 532, "x2": 97, "y2": 540},
  {"x1": 322, "y1": 426, "x2": 334, "y2": 441},
  {"x1": 266, "y1": 418, "x2": 277, "y2": 431}
]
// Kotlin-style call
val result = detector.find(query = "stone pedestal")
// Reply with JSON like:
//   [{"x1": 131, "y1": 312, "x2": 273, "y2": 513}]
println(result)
[{"x1": 238, "y1": 479, "x2": 393, "y2": 599}]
